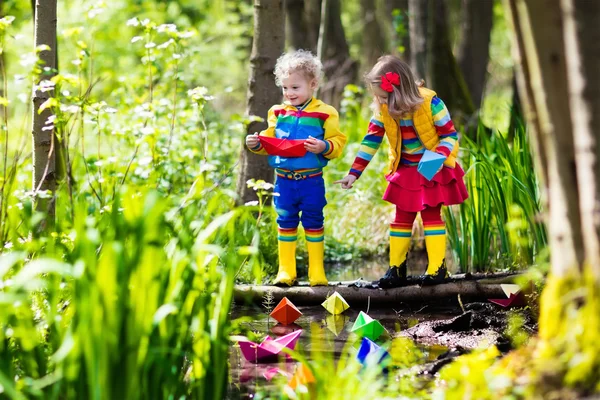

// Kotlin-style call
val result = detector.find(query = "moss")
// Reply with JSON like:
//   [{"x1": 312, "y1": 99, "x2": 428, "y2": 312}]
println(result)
[{"x1": 435, "y1": 268, "x2": 600, "y2": 399}]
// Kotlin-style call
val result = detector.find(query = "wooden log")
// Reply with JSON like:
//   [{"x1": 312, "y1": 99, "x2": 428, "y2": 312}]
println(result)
[{"x1": 234, "y1": 274, "x2": 521, "y2": 306}]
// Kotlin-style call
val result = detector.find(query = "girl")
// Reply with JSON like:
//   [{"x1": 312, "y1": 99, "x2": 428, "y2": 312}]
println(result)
[
  {"x1": 335, "y1": 55, "x2": 468, "y2": 288},
  {"x1": 246, "y1": 50, "x2": 347, "y2": 287}
]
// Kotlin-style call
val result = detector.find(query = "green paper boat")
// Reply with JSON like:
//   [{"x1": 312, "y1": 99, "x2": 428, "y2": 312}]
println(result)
[{"x1": 350, "y1": 311, "x2": 385, "y2": 341}]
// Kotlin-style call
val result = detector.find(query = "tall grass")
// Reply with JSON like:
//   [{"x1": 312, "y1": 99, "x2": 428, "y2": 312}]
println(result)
[
  {"x1": 0, "y1": 187, "x2": 257, "y2": 399},
  {"x1": 445, "y1": 120, "x2": 546, "y2": 272},
  {"x1": 0, "y1": 12, "x2": 262, "y2": 399}
]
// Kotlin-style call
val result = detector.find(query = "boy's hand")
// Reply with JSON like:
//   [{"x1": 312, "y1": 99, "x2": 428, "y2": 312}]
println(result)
[
  {"x1": 246, "y1": 133, "x2": 260, "y2": 148},
  {"x1": 304, "y1": 136, "x2": 326, "y2": 154},
  {"x1": 334, "y1": 174, "x2": 357, "y2": 189}
]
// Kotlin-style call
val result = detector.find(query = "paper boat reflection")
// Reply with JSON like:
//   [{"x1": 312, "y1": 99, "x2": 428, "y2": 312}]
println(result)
[{"x1": 238, "y1": 330, "x2": 303, "y2": 363}]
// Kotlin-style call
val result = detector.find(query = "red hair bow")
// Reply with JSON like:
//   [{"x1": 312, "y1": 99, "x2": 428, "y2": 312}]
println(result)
[{"x1": 380, "y1": 72, "x2": 400, "y2": 93}]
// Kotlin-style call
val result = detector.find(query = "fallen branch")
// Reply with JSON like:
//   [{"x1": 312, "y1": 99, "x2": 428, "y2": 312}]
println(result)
[{"x1": 234, "y1": 274, "x2": 521, "y2": 306}]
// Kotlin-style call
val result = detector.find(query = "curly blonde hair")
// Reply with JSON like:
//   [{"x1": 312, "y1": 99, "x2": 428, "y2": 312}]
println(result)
[
  {"x1": 365, "y1": 55, "x2": 424, "y2": 119},
  {"x1": 274, "y1": 49, "x2": 322, "y2": 87}
]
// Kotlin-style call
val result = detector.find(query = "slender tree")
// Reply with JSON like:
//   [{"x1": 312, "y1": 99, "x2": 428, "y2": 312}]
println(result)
[
  {"x1": 505, "y1": 0, "x2": 600, "y2": 393},
  {"x1": 236, "y1": 0, "x2": 285, "y2": 205},
  {"x1": 31, "y1": 0, "x2": 57, "y2": 226},
  {"x1": 455, "y1": 0, "x2": 494, "y2": 108},
  {"x1": 360, "y1": 0, "x2": 387, "y2": 69},
  {"x1": 409, "y1": 0, "x2": 474, "y2": 121},
  {"x1": 408, "y1": 0, "x2": 428, "y2": 79},
  {"x1": 318, "y1": 0, "x2": 358, "y2": 109},
  {"x1": 285, "y1": 0, "x2": 318, "y2": 52},
  {"x1": 385, "y1": 0, "x2": 410, "y2": 60}
]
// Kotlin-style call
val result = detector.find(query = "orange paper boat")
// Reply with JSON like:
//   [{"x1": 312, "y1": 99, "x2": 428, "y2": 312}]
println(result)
[
  {"x1": 259, "y1": 136, "x2": 307, "y2": 157},
  {"x1": 270, "y1": 297, "x2": 302, "y2": 325}
]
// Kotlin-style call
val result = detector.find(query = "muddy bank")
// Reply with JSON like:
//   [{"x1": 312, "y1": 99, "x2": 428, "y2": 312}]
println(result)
[{"x1": 397, "y1": 302, "x2": 537, "y2": 375}]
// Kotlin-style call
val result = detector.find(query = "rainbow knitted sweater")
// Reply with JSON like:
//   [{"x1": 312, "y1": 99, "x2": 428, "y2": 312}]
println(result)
[
  {"x1": 349, "y1": 96, "x2": 458, "y2": 178},
  {"x1": 249, "y1": 97, "x2": 347, "y2": 171}
]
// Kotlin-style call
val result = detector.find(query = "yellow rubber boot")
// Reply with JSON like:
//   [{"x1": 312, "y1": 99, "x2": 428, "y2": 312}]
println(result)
[
  {"x1": 273, "y1": 227, "x2": 298, "y2": 286},
  {"x1": 390, "y1": 223, "x2": 412, "y2": 267},
  {"x1": 306, "y1": 228, "x2": 327, "y2": 286},
  {"x1": 379, "y1": 223, "x2": 411, "y2": 288},
  {"x1": 424, "y1": 233, "x2": 448, "y2": 277}
]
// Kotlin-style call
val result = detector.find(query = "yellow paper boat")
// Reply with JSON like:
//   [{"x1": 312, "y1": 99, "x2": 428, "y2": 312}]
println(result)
[{"x1": 321, "y1": 291, "x2": 350, "y2": 315}]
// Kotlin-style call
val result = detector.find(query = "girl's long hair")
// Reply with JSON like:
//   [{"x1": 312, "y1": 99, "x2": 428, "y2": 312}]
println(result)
[{"x1": 365, "y1": 55, "x2": 424, "y2": 119}]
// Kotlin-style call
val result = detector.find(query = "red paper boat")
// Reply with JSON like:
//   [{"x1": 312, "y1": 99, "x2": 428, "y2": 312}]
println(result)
[
  {"x1": 270, "y1": 297, "x2": 302, "y2": 325},
  {"x1": 489, "y1": 284, "x2": 526, "y2": 308},
  {"x1": 259, "y1": 136, "x2": 307, "y2": 157},
  {"x1": 238, "y1": 330, "x2": 303, "y2": 363},
  {"x1": 489, "y1": 292, "x2": 525, "y2": 308}
]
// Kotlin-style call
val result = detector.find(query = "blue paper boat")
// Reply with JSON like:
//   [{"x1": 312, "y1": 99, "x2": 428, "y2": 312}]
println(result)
[
  {"x1": 418, "y1": 150, "x2": 446, "y2": 181},
  {"x1": 356, "y1": 337, "x2": 390, "y2": 367}
]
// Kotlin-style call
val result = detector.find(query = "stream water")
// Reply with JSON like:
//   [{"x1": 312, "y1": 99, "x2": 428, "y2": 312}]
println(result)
[{"x1": 228, "y1": 258, "x2": 460, "y2": 398}]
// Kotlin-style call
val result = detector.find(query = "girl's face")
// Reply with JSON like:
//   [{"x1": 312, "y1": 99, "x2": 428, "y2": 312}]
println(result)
[
  {"x1": 281, "y1": 72, "x2": 317, "y2": 107},
  {"x1": 371, "y1": 85, "x2": 389, "y2": 105}
]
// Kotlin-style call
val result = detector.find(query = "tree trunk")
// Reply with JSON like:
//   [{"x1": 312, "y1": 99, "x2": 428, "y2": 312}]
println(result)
[
  {"x1": 385, "y1": 0, "x2": 410, "y2": 60},
  {"x1": 318, "y1": 0, "x2": 358, "y2": 109},
  {"x1": 428, "y1": 0, "x2": 475, "y2": 122},
  {"x1": 561, "y1": 0, "x2": 600, "y2": 277},
  {"x1": 236, "y1": 0, "x2": 285, "y2": 205},
  {"x1": 360, "y1": 0, "x2": 387, "y2": 70},
  {"x1": 505, "y1": 0, "x2": 583, "y2": 274},
  {"x1": 455, "y1": 0, "x2": 494, "y2": 108},
  {"x1": 31, "y1": 0, "x2": 57, "y2": 227},
  {"x1": 408, "y1": 0, "x2": 429, "y2": 80},
  {"x1": 505, "y1": 0, "x2": 600, "y2": 392},
  {"x1": 285, "y1": 0, "x2": 318, "y2": 52}
]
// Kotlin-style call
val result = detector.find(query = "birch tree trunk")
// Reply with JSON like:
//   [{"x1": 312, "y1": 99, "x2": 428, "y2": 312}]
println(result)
[
  {"x1": 505, "y1": 0, "x2": 600, "y2": 392},
  {"x1": 561, "y1": 0, "x2": 600, "y2": 277},
  {"x1": 505, "y1": 0, "x2": 584, "y2": 274},
  {"x1": 456, "y1": 0, "x2": 494, "y2": 108},
  {"x1": 236, "y1": 0, "x2": 285, "y2": 205},
  {"x1": 32, "y1": 0, "x2": 57, "y2": 226}
]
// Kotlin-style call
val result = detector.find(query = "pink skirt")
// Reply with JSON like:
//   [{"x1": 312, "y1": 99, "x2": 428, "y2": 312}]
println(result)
[{"x1": 383, "y1": 164, "x2": 469, "y2": 212}]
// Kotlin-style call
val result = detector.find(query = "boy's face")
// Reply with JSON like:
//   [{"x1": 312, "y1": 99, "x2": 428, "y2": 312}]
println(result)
[{"x1": 281, "y1": 72, "x2": 317, "y2": 107}]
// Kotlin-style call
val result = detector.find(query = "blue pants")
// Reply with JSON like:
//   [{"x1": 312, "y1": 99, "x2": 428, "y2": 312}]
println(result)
[{"x1": 274, "y1": 176, "x2": 327, "y2": 230}]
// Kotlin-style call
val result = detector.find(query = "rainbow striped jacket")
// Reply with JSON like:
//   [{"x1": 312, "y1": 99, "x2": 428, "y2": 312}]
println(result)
[{"x1": 249, "y1": 97, "x2": 346, "y2": 171}]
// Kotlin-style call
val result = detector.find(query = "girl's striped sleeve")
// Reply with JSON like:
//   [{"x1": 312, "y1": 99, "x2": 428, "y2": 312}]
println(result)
[
  {"x1": 349, "y1": 115, "x2": 385, "y2": 178},
  {"x1": 431, "y1": 96, "x2": 458, "y2": 158}
]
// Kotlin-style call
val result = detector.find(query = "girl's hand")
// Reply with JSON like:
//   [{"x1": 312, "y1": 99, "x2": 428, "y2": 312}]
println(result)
[
  {"x1": 246, "y1": 133, "x2": 259, "y2": 148},
  {"x1": 304, "y1": 136, "x2": 326, "y2": 154},
  {"x1": 334, "y1": 174, "x2": 357, "y2": 189}
]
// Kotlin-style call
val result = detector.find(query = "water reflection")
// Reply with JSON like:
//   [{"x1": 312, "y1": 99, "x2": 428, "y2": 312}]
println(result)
[{"x1": 228, "y1": 305, "x2": 458, "y2": 399}]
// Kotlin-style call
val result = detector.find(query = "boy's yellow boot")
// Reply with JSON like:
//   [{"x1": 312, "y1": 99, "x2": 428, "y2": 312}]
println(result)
[
  {"x1": 306, "y1": 228, "x2": 328, "y2": 286},
  {"x1": 423, "y1": 225, "x2": 449, "y2": 285},
  {"x1": 273, "y1": 227, "x2": 297, "y2": 286},
  {"x1": 378, "y1": 223, "x2": 411, "y2": 288}
]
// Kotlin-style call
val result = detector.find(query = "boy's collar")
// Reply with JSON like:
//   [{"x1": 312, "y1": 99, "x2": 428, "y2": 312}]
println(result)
[{"x1": 284, "y1": 97, "x2": 319, "y2": 110}]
